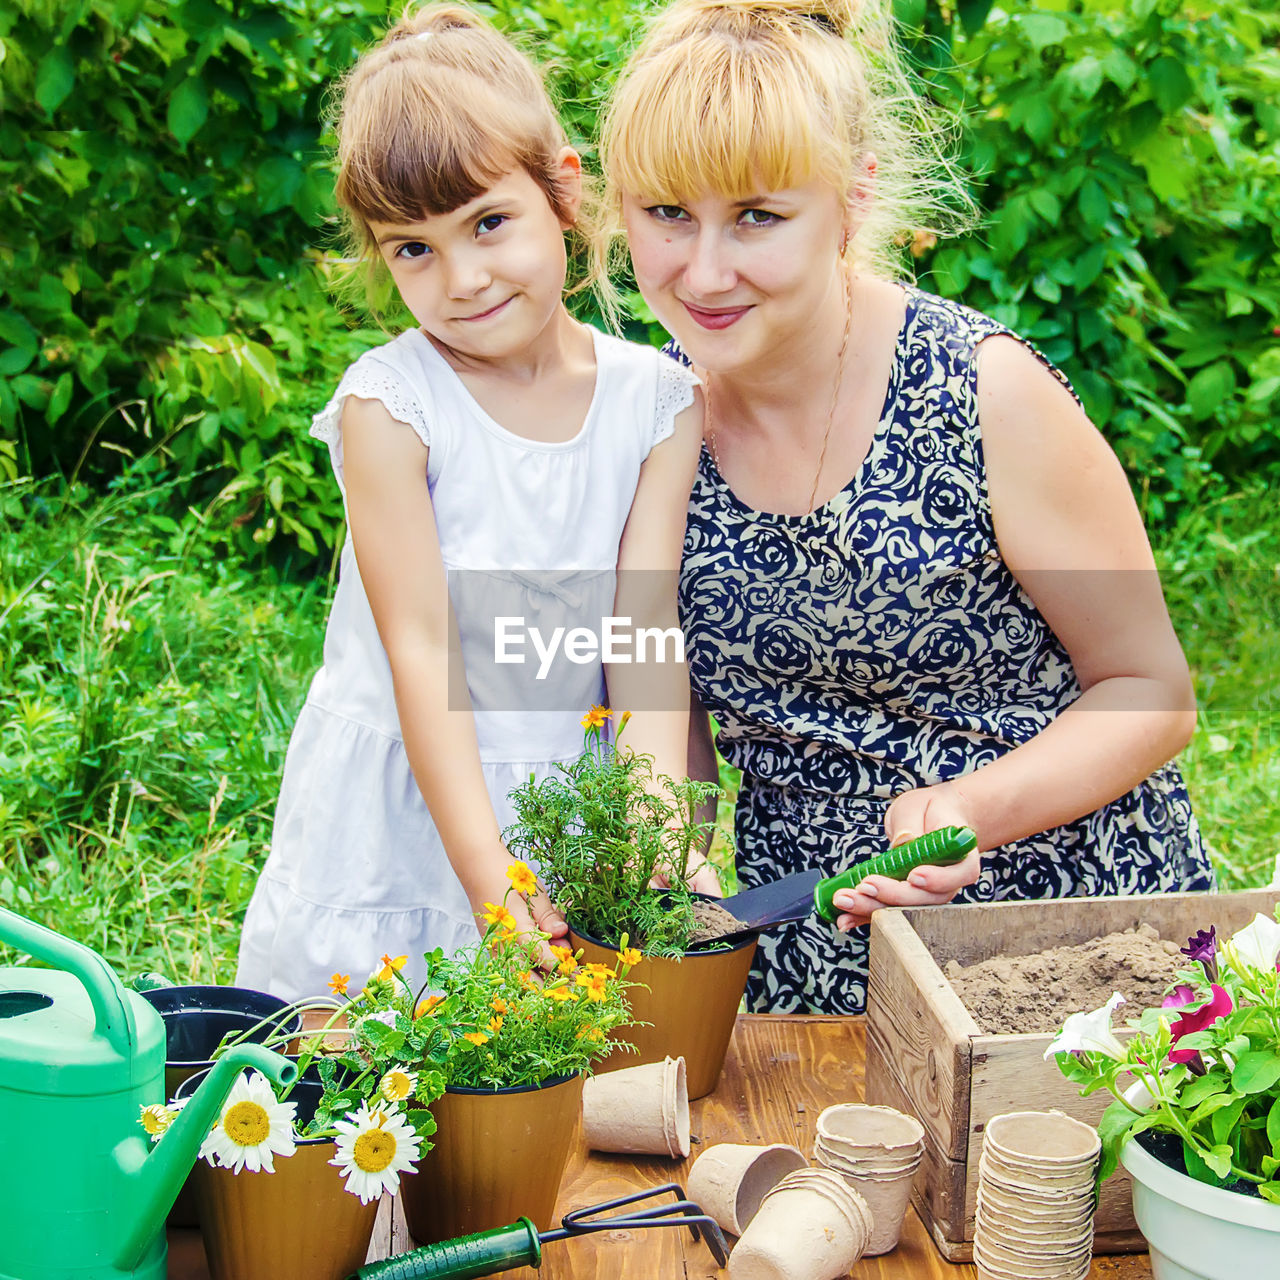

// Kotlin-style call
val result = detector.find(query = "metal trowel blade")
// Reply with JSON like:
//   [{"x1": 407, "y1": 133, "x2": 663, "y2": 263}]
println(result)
[{"x1": 712, "y1": 868, "x2": 825, "y2": 941}]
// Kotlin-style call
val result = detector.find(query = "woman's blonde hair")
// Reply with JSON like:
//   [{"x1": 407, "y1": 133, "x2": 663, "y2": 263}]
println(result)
[
  {"x1": 332, "y1": 3, "x2": 616, "y2": 321},
  {"x1": 600, "y1": 0, "x2": 975, "y2": 278}
]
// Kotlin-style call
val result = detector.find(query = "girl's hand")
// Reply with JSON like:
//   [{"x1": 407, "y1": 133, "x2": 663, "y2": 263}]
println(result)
[
  {"x1": 649, "y1": 853, "x2": 723, "y2": 898},
  {"x1": 466, "y1": 864, "x2": 568, "y2": 972},
  {"x1": 830, "y1": 781, "x2": 982, "y2": 930}
]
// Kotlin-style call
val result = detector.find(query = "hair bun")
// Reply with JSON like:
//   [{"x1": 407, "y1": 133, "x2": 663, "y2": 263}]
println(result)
[
  {"x1": 693, "y1": 0, "x2": 859, "y2": 39},
  {"x1": 385, "y1": 3, "x2": 485, "y2": 46}
]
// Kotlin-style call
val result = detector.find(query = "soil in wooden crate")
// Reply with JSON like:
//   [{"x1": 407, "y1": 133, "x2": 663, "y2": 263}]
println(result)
[{"x1": 944, "y1": 923, "x2": 1184, "y2": 1034}]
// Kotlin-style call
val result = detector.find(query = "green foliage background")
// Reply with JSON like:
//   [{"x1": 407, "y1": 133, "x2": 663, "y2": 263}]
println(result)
[
  {"x1": 2, "y1": 0, "x2": 1278, "y2": 977},
  {"x1": 4, "y1": 0, "x2": 1278, "y2": 549}
]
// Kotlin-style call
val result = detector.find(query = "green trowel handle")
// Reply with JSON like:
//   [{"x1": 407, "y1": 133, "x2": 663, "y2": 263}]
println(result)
[
  {"x1": 813, "y1": 826, "x2": 978, "y2": 923},
  {"x1": 349, "y1": 1219, "x2": 541, "y2": 1279}
]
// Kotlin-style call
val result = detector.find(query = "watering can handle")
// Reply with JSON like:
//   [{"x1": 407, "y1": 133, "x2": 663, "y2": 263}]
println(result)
[{"x1": 0, "y1": 906, "x2": 135, "y2": 1058}]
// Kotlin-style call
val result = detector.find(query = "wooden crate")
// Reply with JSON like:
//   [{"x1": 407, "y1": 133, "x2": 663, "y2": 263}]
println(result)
[{"x1": 864, "y1": 889, "x2": 1279, "y2": 1263}]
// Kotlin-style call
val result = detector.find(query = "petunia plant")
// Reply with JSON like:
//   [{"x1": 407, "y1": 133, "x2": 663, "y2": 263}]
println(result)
[
  {"x1": 505, "y1": 706, "x2": 721, "y2": 954},
  {"x1": 1048, "y1": 909, "x2": 1280, "y2": 1201},
  {"x1": 344, "y1": 862, "x2": 640, "y2": 1090}
]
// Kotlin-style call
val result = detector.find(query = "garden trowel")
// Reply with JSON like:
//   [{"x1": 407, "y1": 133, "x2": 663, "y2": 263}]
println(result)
[{"x1": 706, "y1": 825, "x2": 978, "y2": 944}]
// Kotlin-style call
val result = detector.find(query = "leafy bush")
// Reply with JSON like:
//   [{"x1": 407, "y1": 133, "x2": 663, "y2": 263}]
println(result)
[
  {"x1": 910, "y1": 0, "x2": 1280, "y2": 519},
  {"x1": 3, "y1": 0, "x2": 1277, "y2": 548}
]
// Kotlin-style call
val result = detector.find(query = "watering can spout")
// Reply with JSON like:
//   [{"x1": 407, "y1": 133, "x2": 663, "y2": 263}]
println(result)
[{"x1": 115, "y1": 1041, "x2": 297, "y2": 1270}]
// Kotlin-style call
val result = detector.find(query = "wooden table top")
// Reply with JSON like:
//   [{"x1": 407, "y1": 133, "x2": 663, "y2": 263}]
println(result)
[{"x1": 168, "y1": 1014, "x2": 1153, "y2": 1279}]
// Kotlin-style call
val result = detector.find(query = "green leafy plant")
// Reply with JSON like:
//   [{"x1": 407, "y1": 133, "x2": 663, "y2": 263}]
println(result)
[
  {"x1": 505, "y1": 708, "x2": 720, "y2": 955},
  {"x1": 1049, "y1": 907, "x2": 1280, "y2": 1199},
  {"x1": 329, "y1": 867, "x2": 638, "y2": 1090}
]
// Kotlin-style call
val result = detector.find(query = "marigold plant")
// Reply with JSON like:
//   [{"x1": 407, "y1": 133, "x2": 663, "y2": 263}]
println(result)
[
  {"x1": 342, "y1": 864, "x2": 639, "y2": 1089},
  {"x1": 505, "y1": 709, "x2": 720, "y2": 954}
]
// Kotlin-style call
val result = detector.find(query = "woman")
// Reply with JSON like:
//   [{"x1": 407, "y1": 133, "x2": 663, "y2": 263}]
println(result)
[{"x1": 598, "y1": 0, "x2": 1213, "y2": 1013}]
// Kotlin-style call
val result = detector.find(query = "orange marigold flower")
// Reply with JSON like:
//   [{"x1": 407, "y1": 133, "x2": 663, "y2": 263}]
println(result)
[
  {"x1": 462, "y1": 1030, "x2": 489, "y2": 1046},
  {"x1": 491, "y1": 997, "x2": 508, "y2": 1015},
  {"x1": 615, "y1": 947, "x2": 642, "y2": 968},
  {"x1": 415, "y1": 994, "x2": 444, "y2": 1018},
  {"x1": 378, "y1": 954, "x2": 408, "y2": 982},
  {"x1": 547, "y1": 985, "x2": 576, "y2": 1002},
  {"x1": 506, "y1": 861, "x2": 538, "y2": 897},
  {"x1": 488, "y1": 1015, "x2": 504, "y2": 1033},
  {"x1": 328, "y1": 972, "x2": 350, "y2": 996},
  {"x1": 580, "y1": 704, "x2": 612, "y2": 731},
  {"x1": 517, "y1": 970, "x2": 538, "y2": 991},
  {"x1": 482, "y1": 902, "x2": 517, "y2": 933},
  {"x1": 584, "y1": 962, "x2": 613, "y2": 976},
  {"x1": 576, "y1": 971, "x2": 609, "y2": 1003}
]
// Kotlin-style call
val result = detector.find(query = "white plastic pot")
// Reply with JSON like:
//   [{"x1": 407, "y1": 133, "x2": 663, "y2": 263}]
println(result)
[{"x1": 1120, "y1": 1132, "x2": 1280, "y2": 1280}]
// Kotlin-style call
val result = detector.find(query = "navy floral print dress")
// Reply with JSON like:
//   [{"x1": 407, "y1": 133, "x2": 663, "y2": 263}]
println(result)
[{"x1": 677, "y1": 287, "x2": 1214, "y2": 1015}]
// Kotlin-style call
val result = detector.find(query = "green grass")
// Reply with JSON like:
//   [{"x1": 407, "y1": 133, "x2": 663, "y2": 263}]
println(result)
[{"x1": 1, "y1": 474, "x2": 1275, "y2": 982}]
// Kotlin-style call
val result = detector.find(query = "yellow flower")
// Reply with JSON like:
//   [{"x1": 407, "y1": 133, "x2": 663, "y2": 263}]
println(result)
[
  {"x1": 462, "y1": 1030, "x2": 489, "y2": 1046},
  {"x1": 584, "y1": 962, "x2": 613, "y2": 976},
  {"x1": 576, "y1": 971, "x2": 609, "y2": 1003},
  {"x1": 415, "y1": 994, "x2": 444, "y2": 1018},
  {"x1": 546, "y1": 985, "x2": 577, "y2": 1002},
  {"x1": 517, "y1": 970, "x2": 537, "y2": 991},
  {"x1": 550, "y1": 944, "x2": 578, "y2": 976},
  {"x1": 617, "y1": 710, "x2": 632, "y2": 734},
  {"x1": 488, "y1": 1015, "x2": 504, "y2": 1033},
  {"x1": 328, "y1": 972, "x2": 350, "y2": 996},
  {"x1": 139, "y1": 1103, "x2": 179, "y2": 1139},
  {"x1": 378, "y1": 954, "x2": 408, "y2": 982},
  {"x1": 576, "y1": 1026, "x2": 605, "y2": 1044},
  {"x1": 482, "y1": 902, "x2": 517, "y2": 933},
  {"x1": 506, "y1": 861, "x2": 538, "y2": 897},
  {"x1": 616, "y1": 947, "x2": 642, "y2": 968},
  {"x1": 580, "y1": 704, "x2": 612, "y2": 731},
  {"x1": 379, "y1": 1069, "x2": 418, "y2": 1103},
  {"x1": 491, "y1": 997, "x2": 508, "y2": 1015}
]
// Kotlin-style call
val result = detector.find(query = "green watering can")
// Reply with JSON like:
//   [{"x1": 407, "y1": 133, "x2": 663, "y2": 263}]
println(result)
[{"x1": 0, "y1": 907, "x2": 297, "y2": 1280}]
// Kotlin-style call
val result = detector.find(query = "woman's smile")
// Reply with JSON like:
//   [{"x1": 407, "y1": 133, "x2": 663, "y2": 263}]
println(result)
[{"x1": 682, "y1": 301, "x2": 753, "y2": 330}]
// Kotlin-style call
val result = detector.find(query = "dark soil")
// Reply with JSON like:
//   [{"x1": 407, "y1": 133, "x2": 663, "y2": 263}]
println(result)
[
  {"x1": 1137, "y1": 1130, "x2": 1262, "y2": 1200},
  {"x1": 688, "y1": 898, "x2": 748, "y2": 946},
  {"x1": 944, "y1": 923, "x2": 1184, "y2": 1034}
]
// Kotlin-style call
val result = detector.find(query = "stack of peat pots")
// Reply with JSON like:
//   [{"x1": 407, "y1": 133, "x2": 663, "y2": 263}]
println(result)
[
  {"x1": 811, "y1": 1103, "x2": 925, "y2": 1255},
  {"x1": 975, "y1": 1110, "x2": 1100, "y2": 1280},
  {"x1": 728, "y1": 1167, "x2": 873, "y2": 1280}
]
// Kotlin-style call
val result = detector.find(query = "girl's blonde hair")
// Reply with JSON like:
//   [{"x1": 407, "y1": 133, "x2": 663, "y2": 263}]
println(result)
[
  {"x1": 600, "y1": 0, "x2": 975, "y2": 278},
  {"x1": 332, "y1": 3, "x2": 615, "y2": 321}
]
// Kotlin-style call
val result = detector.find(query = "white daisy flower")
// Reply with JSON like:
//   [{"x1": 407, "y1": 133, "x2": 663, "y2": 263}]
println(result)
[
  {"x1": 201, "y1": 1070, "x2": 297, "y2": 1174},
  {"x1": 379, "y1": 1068, "x2": 418, "y2": 1103},
  {"x1": 139, "y1": 1103, "x2": 179, "y2": 1141},
  {"x1": 330, "y1": 1102, "x2": 421, "y2": 1203}
]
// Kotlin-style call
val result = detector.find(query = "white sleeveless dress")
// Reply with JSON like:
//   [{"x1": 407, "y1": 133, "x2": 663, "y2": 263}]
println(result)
[{"x1": 236, "y1": 325, "x2": 698, "y2": 1002}]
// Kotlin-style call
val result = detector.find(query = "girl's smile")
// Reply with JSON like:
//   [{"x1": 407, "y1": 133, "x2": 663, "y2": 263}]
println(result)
[{"x1": 369, "y1": 163, "x2": 580, "y2": 369}]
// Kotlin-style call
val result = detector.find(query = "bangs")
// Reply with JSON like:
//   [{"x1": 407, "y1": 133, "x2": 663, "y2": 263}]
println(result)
[
  {"x1": 606, "y1": 40, "x2": 844, "y2": 202},
  {"x1": 337, "y1": 63, "x2": 543, "y2": 228}
]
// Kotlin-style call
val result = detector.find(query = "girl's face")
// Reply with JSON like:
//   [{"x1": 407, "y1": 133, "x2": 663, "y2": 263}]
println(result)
[
  {"x1": 370, "y1": 156, "x2": 581, "y2": 363},
  {"x1": 622, "y1": 179, "x2": 851, "y2": 376}
]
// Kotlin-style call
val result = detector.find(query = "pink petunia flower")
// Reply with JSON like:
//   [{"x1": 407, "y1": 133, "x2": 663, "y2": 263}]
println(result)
[{"x1": 1167, "y1": 984, "x2": 1233, "y2": 1065}]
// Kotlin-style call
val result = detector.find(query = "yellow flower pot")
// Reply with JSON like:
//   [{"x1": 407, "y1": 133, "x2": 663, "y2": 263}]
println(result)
[{"x1": 401, "y1": 1073, "x2": 584, "y2": 1244}]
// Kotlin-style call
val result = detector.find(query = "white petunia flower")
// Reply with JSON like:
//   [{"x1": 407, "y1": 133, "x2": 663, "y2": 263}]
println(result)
[
  {"x1": 201, "y1": 1070, "x2": 297, "y2": 1174},
  {"x1": 1044, "y1": 992, "x2": 1127, "y2": 1061},
  {"x1": 1226, "y1": 914, "x2": 1280, "y2": 973},
  {"x1": 330, "y1": 1102, "x2": 422, "y2": 1203}
]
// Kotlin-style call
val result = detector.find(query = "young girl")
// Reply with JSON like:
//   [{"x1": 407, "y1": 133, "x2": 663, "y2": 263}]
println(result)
[
  {"x1": 236, "y1": 4, "x2": 710, "y2": 1002},
  {"x1": 601, "y1": 0, "x2": 1213, "y2": 1013}
]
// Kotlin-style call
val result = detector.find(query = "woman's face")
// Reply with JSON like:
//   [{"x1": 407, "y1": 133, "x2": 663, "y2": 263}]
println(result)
[{"x1": 622, "y1": 179, "x2": 849, "y2": 375}]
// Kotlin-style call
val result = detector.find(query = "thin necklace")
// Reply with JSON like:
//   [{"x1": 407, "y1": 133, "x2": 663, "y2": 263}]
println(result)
[{"x1": 706, "y1": 270, "x2": 854, "y2": 515}]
